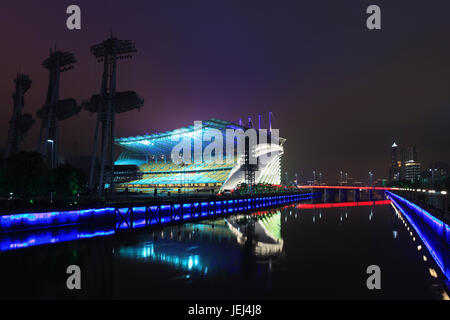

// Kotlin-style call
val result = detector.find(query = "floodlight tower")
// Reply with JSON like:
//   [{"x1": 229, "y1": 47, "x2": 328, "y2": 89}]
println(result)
[
  {"x1": 4, "y1": 74, "x2": 34, "y2": 158},
  {"x1": 36, "y1": 49, "x2": 79, "y2": 168},
  {"x1": 86, "y1": 34, "x2": 141, "y2": 196}
]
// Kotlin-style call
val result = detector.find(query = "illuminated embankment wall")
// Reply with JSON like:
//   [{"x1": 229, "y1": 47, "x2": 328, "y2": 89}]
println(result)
[
  {"x1": 386, "y1": 191, "x2": 449, "y2": 283},
  {"x1": 0, "y1": 193, "x2": 315, "y2": 234}
]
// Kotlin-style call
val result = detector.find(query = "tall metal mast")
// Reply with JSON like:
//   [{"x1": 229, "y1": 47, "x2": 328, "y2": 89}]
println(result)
[
  {"x1": 85, "y1": 34, "x2": 142, "y2": 197},
  {"x1": 269, "y1": 111, "x2": 272, "y2": 133},
  {"x1": 243, "y1": 135, "x2": 257, "y2": 192},
  {"x1": 4, "y1": 74, "x2": 34, "y2": 158},
  {"x1": 36, "y1": 49, "x2": 80, "y2": 168}
]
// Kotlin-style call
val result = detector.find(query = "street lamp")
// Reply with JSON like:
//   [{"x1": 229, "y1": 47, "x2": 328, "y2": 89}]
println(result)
[
  {"x1": 429, "y1": 168, "x2": 437, "y2": 187},
  {"x1": 369, "y1": 171, "x2": 374, "y2": 187},
  {"x1": 47, "y1": 139, "x2": 54, "y2": 168},
  {"x1": 47, "y1": 139, "x2": 55, "y2": 203}
]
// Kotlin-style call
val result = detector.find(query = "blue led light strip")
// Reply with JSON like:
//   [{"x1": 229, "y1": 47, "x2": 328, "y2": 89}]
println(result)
[
  {"x1": 386, "y1": 191, "x2": 449, "y2": 282},
  {"x1": 0, "y1": 208, "x2": 116, "y2": 233},
  {"x1": 386, "y1": 191, "x2": 449, "y2": 241}
]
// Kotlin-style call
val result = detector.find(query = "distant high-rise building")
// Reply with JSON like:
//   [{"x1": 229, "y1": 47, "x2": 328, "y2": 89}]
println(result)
[
  {"x1": 405, "y1": 160, "x2": 421, "y2": 182},
  {"x1": 389, "y1": 142, "x2": 401, "y2": 182},
  {"x1": 403, "y1": 146, "x2": 418, "y2": 162},
  {"x1": 389, "y1": 143, "x2": 420, "y2": 182}
]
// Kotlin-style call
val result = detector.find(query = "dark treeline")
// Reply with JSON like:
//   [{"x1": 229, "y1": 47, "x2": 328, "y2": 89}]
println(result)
[
  {"x1": 0, "y1": 151, "x2": 86, "y2": 210},
  {"x1": 388, "y1": 178, "x2": 450, "y2": 191}
]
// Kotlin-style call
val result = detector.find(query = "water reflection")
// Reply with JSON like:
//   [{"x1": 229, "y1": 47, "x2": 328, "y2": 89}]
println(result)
[
  {"x1": 0, "y1": 225, "x2": 115, "y2": 252},
  {"x1": 119, "y1": 242, "x2": 205, "y2": 274},
  {"x1": 115, "y1": 209, "x2": 286, "y2": 278},
  {"x1": 226, "y1": 210, "x2": 284, "y2": 257}
]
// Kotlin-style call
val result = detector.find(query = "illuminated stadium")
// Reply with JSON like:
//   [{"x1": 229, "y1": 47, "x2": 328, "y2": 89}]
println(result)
[{"x1": 114, "y1": 118, "x2": 285, "y2": 193}]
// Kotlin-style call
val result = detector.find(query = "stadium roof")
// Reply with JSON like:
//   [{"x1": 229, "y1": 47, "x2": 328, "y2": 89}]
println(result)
[{"x1": 115, "y1": 118, "x2": 245, "y2": 156}]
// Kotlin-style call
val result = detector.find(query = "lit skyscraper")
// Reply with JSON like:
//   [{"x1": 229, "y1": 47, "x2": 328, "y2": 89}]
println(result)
[
  {"x1": 389, "y1": 143, "x2": 421, "y2": 182},
  {"x1": 389, "y1": 142, "x2": 401, "y2": 182}
]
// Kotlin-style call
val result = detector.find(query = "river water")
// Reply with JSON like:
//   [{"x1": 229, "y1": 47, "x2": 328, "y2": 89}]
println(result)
[{"x1": 0, "y1": 200, "x2": 447, "y2": 299}]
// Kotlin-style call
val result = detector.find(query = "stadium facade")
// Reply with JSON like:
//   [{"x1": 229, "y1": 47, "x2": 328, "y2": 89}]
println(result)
[{"x1": 114, "y1": 118, "x2": 285, "y2": 193}]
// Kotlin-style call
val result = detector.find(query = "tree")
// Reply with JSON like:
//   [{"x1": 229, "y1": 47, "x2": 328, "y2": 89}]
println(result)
[
  {"x1": 0, "y1": 151, "x2": 49, "y2": 201},
  {"x1": 49, "y1": 163, "x2": 86, "y2": 203}
]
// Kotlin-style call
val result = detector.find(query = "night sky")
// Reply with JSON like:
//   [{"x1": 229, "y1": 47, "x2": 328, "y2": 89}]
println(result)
[{"x1": 1, "y1": 0, "x2": 450, "y2": 183}]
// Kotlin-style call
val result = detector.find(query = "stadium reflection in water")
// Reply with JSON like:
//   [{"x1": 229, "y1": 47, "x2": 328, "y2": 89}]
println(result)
[
  {"x1": 0, "y1": 200, "x2": 448, "y2": 299},
  {"x1": 116, "y1": 210, "x2": 285, "y2": 276}
]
